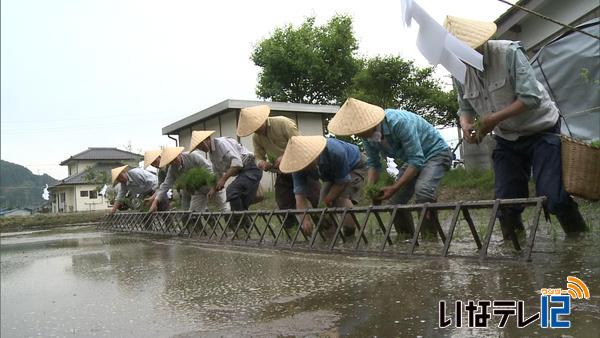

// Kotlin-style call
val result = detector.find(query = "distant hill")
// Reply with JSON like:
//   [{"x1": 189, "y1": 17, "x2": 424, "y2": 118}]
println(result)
[{"x1": 0, "y1": 160, "x2": 57, "y2": 209}]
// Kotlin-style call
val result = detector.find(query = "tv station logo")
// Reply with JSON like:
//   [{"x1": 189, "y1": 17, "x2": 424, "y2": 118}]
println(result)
[{"x1": 439, "y1": 276, "x2": 590, "y2": 329}]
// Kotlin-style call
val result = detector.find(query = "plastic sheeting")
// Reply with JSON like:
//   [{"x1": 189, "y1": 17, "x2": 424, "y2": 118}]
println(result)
[{"x1": 531, "y1": 19, "x2": 600, "y2": 141}]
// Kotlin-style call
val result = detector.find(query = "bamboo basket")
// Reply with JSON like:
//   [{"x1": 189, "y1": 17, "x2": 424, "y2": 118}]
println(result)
[{"x1": 561, "y1": 136, "x2": 600, "y2": 200}]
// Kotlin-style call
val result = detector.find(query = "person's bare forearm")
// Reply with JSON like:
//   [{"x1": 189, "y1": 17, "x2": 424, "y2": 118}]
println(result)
[
  {"x1": 325, "y1": 183, "x2": 347, "y2": 203},
  {"x1": 460, "y1": 115, "x2": 475, "y2": 128},
  {"x1": 392, "y1": 165, "x2": 418, "y2": 191},
  {"x1": 111, "y1": 202, "x2": 121, "y2": 213},
  {"x1": 367, "y1": 168, "x2": 379, "y2": 184},
  {"x1": 295, "y1": 195, "x2": 313, "y2": 228},
  {"x1": 217, "y1": 166, "x2": 242, "y2": 189},
  {"x1": 223, "y1": 166, "x2": 242, "y2": 181}
]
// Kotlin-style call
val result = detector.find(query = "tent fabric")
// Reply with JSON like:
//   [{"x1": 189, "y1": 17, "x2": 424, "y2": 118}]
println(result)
[{"x1": 530, "y1": 19, "x2": 600, "y2": 141}]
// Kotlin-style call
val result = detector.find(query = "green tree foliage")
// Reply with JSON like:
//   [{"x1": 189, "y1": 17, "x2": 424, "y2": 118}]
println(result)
[
  {"x1": 252, "y1": 15, "x2": 360, "y2": 104},
  {"x1": 350, "y1": 56, "x2": 458, "y2": 126},
  {"x1": 84, "y1": 167, "x2": 110, "y2": 192},
  {"x1": 252, "y1": 15, "x2": 459, "y2": 128}
]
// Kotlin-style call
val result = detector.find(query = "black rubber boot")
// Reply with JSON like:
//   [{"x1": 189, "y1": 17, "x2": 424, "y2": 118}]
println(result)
[
  {"x1": 393, "y1": 210, "x2": 415, "y2": 239},
  {"x1": 420, "y1": 210, "x2": 437, "y2": 238},
  {"x1": 342, "y1": 227, "x2": 356, "y2": 237},
  {"x1": 555, "y1": 203, "x2": 589, "y2": 234},
  {"x1": 420, "y1": 210, "x2": 445, "y2": 242},
  {"x1": 229, "y1": 198, "x2": 250, "y2": 229},
  {"x1": 498, "y1": 210, "x2": 523, "y2": 250}
]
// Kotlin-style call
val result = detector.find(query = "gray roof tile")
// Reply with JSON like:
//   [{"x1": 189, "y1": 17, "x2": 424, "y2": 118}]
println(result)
[{"x1": 60, "y1": 148, "x2": 143, "y2": 165}]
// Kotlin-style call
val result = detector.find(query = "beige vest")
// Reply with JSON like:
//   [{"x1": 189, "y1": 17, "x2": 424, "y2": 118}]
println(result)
[{"x1": 462, "y1": 40, "x2": 558, "y2": 140}]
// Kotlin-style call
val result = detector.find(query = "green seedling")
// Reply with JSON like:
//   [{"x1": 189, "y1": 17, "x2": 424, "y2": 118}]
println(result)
[
  {"x1": 363, "y1": 171, "x2": 395, "y2": 201},
  {"x1": 469, "y1": 118, "x2": 484, "y2": 144},
  {"x1": 266, "y1": 153, "x2": 277, "y2": 164},
  {"x1": 175, "y1": 167, "x2": 217, "y2": 193}
]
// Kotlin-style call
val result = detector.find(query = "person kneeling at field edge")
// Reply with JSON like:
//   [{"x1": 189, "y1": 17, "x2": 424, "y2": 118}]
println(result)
[
  {"x1": 280, "y1": 135, "x2": 366, "y2": 237},
  {"x1": 110, "y1": 165, "x2": 158, "y2": 213}
]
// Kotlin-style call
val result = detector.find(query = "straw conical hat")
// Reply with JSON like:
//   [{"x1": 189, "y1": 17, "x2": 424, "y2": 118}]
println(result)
[
  {"x1": 236, "y1": 105, "x2": 270, "y2": 137},
  {"x1": 444, "y1": 16, "x2": 497, "y2": 49},
  {"x1": 328, "y1": 98, "x2": 385, "y2": 136},
  {"x1": 159, "y1": 147, "x2": 184, "y2": 168},
  {"x1": 144, "y1": 149, "x2": 162, "y2": 168},
  {"x1": 111, "y1": 165, "x2": 129, "y2": 186},
  {"x1": 279, "y1": 136, "x2": 327, "y2": 173},
  {"x1": 189, "y1": 130, "x2": 216, "y2": 151}
]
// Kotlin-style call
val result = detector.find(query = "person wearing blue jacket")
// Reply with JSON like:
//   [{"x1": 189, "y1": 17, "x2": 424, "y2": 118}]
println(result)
[
  {"x1": 328, "y1": 98, "x2": 452, "y2": 239},
  {"x1": 280, "y1": 135, "x2": 367, "y2": 236}
]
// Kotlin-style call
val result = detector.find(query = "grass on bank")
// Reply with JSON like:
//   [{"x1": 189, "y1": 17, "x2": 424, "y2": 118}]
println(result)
[{"x1": 0, "y1": 211, "x2": 107, "y2": 232}]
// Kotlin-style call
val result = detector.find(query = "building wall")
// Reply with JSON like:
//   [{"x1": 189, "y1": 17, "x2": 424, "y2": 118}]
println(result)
[
  {"x1": 51, "y1": 186, "x2": 76, "y2": 213},
  {"x1": 179, "y1": 128, "x2": 192, "y2": 150},
  {"x1": 70, "y1": 161, "x2": 94, "y2": 175},
  {"x1": 497, "y1": 0, "x2": 599, "y2": 53},
  {"x1": 75, "y1": 184, "x2": 111, "y2": 212},
  {"x1": 220, "y1": 110, "x2": 237, "y2": 139},
  {"x1": 297, "y1": 113, "x2": 325, "y2": 136},
  {"x1": 51, "y1": 184, "x2": 111, "y2": 213}
]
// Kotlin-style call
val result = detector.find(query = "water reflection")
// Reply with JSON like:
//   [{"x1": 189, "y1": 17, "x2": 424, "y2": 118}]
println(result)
[{"x1": 1, "y1": 227, "x2": 599, "y2": 337}]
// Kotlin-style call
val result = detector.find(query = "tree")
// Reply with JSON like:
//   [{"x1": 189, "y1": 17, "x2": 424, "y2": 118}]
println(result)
[
  {"x1": 252, "y1": 15, "x2": 360, "y2": 104},
  {"x1": 350, "y1": 56, "x2": 459, "y2": 126},
  {"x1": 84, "y1": 167, "x2": 110, "y2": 192},
  {"x1": 252, "y1": 15, "x2": 459, "y2": 127}
]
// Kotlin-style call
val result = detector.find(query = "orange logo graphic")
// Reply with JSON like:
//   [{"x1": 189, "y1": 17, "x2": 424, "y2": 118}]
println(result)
[{"x1": 564, "y1": 276, "x2": 590, "y2": 300}]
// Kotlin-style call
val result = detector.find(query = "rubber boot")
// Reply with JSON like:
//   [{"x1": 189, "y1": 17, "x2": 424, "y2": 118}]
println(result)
[
  {"x1": 342, "y1": 224, "x2": 356, "y2": 237},
  {"x1": 420, "y1": 209, "x2": 444, "y2": 242},
  {"x1": 555, "y1": 203, "x2": 589, "y2": 234},
  {"x1": 393, "y1": 210, "x2": 415, "y2": 239},
  {"x1": 498, "y1": 210, "x2": 523, "y2": 251},
  {"x1": 229, "y1": 198, "x2": 250, "y2": 230}
]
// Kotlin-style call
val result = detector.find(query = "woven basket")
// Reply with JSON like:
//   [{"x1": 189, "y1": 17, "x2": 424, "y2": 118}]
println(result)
[{"x1": 561, "y1": 136, "x2": 600, "y2": 200}]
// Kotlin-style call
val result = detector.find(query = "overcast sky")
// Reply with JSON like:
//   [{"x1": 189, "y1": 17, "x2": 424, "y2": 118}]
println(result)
[{"x1": 1, "y1": 0, "x2": 512, "y2": 179}]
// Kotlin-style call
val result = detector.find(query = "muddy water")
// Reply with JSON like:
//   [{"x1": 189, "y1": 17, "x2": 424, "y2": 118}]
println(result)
[{"x1": 1, "y1": 226, "x2": 599, "y2": 337}]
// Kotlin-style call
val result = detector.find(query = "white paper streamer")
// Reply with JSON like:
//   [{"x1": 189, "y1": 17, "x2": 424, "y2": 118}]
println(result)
[{"x1": 400, "y1": 0, "x2": 484, "y2": 83}]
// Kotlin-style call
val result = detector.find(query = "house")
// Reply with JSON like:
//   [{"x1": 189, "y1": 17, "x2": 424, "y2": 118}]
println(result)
[
  {"x1": 162, "y1": 99, "x2": 339, "y2": 190},
  {"x1": 495, "y1": 0, "x2": 599, "y2": 54},
  {"x1": 49, "y1": 148, "x2": 143, "y2": 213}
]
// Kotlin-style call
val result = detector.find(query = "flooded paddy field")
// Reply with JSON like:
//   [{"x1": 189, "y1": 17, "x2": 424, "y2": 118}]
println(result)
[{"x1": 1, "y1": 224, "x2": 599, "y2": 337}]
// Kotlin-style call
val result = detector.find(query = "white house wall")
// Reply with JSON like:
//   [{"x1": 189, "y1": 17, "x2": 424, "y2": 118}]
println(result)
[
  {"x1": 75, "y1": 184, "x2": 111, "y2": 212},
  {"x1": 51, "y1": 186, "x2": 76, "y2": 213},
  {"x1": 75, "y1": 160, "x2": 98, "y2": 173}
]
